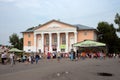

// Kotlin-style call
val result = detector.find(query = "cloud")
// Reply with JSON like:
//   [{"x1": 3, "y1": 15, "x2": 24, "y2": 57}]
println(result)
[
  {"x1": 0, "y1": 0, "x2": 15, "y2": 2},
  {"x1": 0, "y1": 0, "x2": 41, "y2": 8},
  {"x1": 14, "y1": 0, "x2": 40, "y2": 8}
]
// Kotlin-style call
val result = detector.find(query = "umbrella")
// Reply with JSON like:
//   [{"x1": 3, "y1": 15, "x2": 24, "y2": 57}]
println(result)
[
  {"x1": 73, "y1": 40, "x2": 106, "y2": 47},
  {"x1": 9, "y1": 48, "x2": 23, "y2": 52}
]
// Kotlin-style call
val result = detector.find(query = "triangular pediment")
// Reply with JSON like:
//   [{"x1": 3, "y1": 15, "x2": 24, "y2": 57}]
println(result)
[{"x1": 35, "y1": 20, "x2": 76, "y2": 32}]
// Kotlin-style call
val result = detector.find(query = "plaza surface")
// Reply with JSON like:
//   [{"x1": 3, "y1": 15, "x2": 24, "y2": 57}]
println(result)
[{"x1": 0, "y1": 58, "x2": 120, "y2": 80}]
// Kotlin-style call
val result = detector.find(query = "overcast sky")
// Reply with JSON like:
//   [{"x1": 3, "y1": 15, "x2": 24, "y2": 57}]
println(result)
[{"x1": 0, "y1": 0, "x2": 120, "y2": 45}]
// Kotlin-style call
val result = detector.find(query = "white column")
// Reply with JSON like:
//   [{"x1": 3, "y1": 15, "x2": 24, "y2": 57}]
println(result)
[
  {"x1": 66, "y1": 32, "x2": 68, "y2": 53},
  {"x1": 57, "y1": 32, "x2": 60, "y2": 52},
  {"x1": 41, "y1": 33, "x2": 44, "y2": 53},
  {"x1": 74, "y1": 32, "x2": 77, "y2": 51},
  {"x1": 34, "y1": 33, "x2": 37, "y2": 52},
  {"x1": 74, "y1": 31, "x2": 77, "y2": 43},
  {"x1": 49, "y1": 33, "x2": 52, "y2": 52}
]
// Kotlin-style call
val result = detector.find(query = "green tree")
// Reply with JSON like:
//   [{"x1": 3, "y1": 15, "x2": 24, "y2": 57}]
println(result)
[
  {"x1": 19, "y1": 38, "x2": 23, "y2": 50},
  {"x1": 97, "y1": 22, "x2": 119, "y2": 53},
  {"x1": 114, "y1": 13, "x2": 120, "y2": 31},
  {"x1": 9, "y1": 33, "x2": 23, "y2": 50}
]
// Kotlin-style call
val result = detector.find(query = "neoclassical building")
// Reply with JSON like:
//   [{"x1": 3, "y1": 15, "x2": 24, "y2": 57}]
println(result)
[{"x1": 22, "y1": 20, "x2": 97, "y2": 53}]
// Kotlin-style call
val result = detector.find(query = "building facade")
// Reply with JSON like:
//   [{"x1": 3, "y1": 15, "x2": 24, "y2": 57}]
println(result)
[{"x1": 22, "y1": 20, "x2": 97, "y2": 53}]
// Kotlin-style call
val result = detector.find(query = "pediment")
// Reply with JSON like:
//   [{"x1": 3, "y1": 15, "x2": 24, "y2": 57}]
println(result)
[{"x1": 35, "y1": 20, "x2": 76, "y2": 32}]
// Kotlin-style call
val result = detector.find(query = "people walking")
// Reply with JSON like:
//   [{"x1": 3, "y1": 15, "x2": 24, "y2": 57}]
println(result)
[
  {"x1": 9, "y1": 52, "x2": 14, "y2": 66},
  {"x1": 31, "y1": 55, "x2": 34, "y2": 64},
  {"x1": 28, "y1": 55, "x2": 31, "y2": 64},
  {"x1": 1, "y1": 52, "x2": 5, "y2": 64},
  {"x1": 35, "y1": 54, "x2": 40, "y2": 64},
  {"x1": 70, "y1": 49, "x2": 75, "y2": 61},
  {"x1": 57, "y1": 51, "x2": 61, "y2": 62},
  {"x1": 1, "y1": 51, "x2": 7, "y2": 65}
]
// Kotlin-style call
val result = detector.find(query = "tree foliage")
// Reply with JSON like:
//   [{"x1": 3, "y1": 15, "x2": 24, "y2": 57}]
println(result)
[
  {"x1": 114, "y1": 13, "x2": 120, "y2": 31},
  {"x1": 19, "y1": 38, "x2": 23, "y2": 50},
  {"x1": 9, "y1": 33, "x2": 23, "y2": 50},
  {"x1": 97, "y1": 22, "x2": 120, "y2": 53}
]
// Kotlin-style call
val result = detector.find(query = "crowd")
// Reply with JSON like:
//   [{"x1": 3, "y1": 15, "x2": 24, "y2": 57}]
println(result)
[{"x1": 0, "y1": 48, "x2": 120, "y2": 66}]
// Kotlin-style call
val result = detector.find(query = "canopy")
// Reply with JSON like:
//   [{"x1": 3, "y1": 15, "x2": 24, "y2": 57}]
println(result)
[
  {"x1": 9, "y1": 48, "x2": 23, "y2": 52},
  {"x1": 73, "y1": 40, "x2": 106, "y2": 47}
]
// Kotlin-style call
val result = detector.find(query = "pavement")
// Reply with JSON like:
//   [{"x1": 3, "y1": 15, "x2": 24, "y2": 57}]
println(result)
[{"x1": 0, "y1": 58, "x2": 120, "y2": 80}]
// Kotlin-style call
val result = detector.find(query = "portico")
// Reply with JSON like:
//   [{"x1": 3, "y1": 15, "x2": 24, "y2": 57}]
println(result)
[{"x1": 34, "y1": 31, "x2": 77, "y2": 53}]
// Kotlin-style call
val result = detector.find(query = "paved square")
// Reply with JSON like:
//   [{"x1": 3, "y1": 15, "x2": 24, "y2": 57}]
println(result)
[{"x1": 0, "y1": 58, "x2": 120, "y2": 80}]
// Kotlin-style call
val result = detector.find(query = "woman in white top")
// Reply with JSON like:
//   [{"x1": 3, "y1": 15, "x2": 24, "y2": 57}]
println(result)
[{"x1": 9, "y1": 52, "x2": 14, "y2": 66}]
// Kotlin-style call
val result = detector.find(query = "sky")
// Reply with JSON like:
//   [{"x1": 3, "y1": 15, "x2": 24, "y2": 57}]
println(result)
[{"x1": 0, "y1": 0, "x2": 120, "y2": 45}]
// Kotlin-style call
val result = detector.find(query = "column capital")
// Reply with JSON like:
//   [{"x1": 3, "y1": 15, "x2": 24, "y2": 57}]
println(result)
[
  {"x1": 34, "y1": 33, "x2": 36, "y2": 35},
  {"x1": 48, "y1": 32, "x2": 52, "y2": 34},
  {"x1": 41, "y1": 32, "x2": 44, "y2": 35},
  {"x1": 65, "y1": 32, "x2": 68, "y2": 35},
  {"x1": 57, "y1": 32, "x2": 60, "y2": 34},
  {"x1": 74, "y1": 31, "x2": 78, "y2": 34}
]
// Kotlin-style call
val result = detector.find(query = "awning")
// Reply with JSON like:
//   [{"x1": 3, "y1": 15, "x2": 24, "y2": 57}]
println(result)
[
  {"x1": 9, "y1": 48, "x2": 23, "y2": 52},
  {"x1": 73, "y1": 40, "x2": 106, "y2": 47}
]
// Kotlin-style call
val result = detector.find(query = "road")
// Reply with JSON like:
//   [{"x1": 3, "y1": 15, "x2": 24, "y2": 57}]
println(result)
[{"x1": 0, "y1": 58, "x2": 120, "y2": 80}]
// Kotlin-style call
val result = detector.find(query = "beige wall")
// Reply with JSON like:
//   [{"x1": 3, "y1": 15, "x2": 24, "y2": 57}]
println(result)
[
  {"x1": 23, "y1": 32, "x2": 34, "y2": 46},
  {"x1": 77, "y1": 30, "x2": 95, "y2": 42}
]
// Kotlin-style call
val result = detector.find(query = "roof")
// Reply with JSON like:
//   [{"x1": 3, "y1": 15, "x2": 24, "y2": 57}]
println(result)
[
  {"x1": 21, "y1": 27, "x2": 38, "y2": 33},
  {"x1": 22, "y1": 19, "x2": 96, "y2": 33},
  {"x1": 73, "y1": 24, "x2": 95, "y2": 30}
]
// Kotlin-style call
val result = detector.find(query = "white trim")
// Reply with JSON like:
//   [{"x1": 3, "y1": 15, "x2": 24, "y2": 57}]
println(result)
[
  {"x1": 74, "y1": 31, "x2": 77, "y2": 43},
  {"x1": 34, "y1": 33, "x2": 37, "y2": 52},
  {"x1": 49, "y1": 33, "x2": 52, "y2": 52},
  {"x1": 35, "y1": 28, "x2": 76, "y2": 33},
  {"x1": 57, "y1": 32, "x2": 60, "y2": 52},
  {"x1": 24, "y1": 46, "x2": 34, "y2": 52},
  {"x1": 66, "y1": 32, "x2": 68, "y2": 53},
  {"x1": 41, "y1": 33, "x2": 44, "y2": 53}
]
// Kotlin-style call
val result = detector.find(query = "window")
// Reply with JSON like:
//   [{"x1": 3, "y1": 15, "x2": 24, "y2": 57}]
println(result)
[
  {"x1": 62, "y1": 35, "x2": 66, "y2": 44},
  {"x1": 28, "y1": 41, "x2": 31, "y2": 46},
  {"x1": 28, "y1": 33, "x2": 31, "y2": 37}
]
